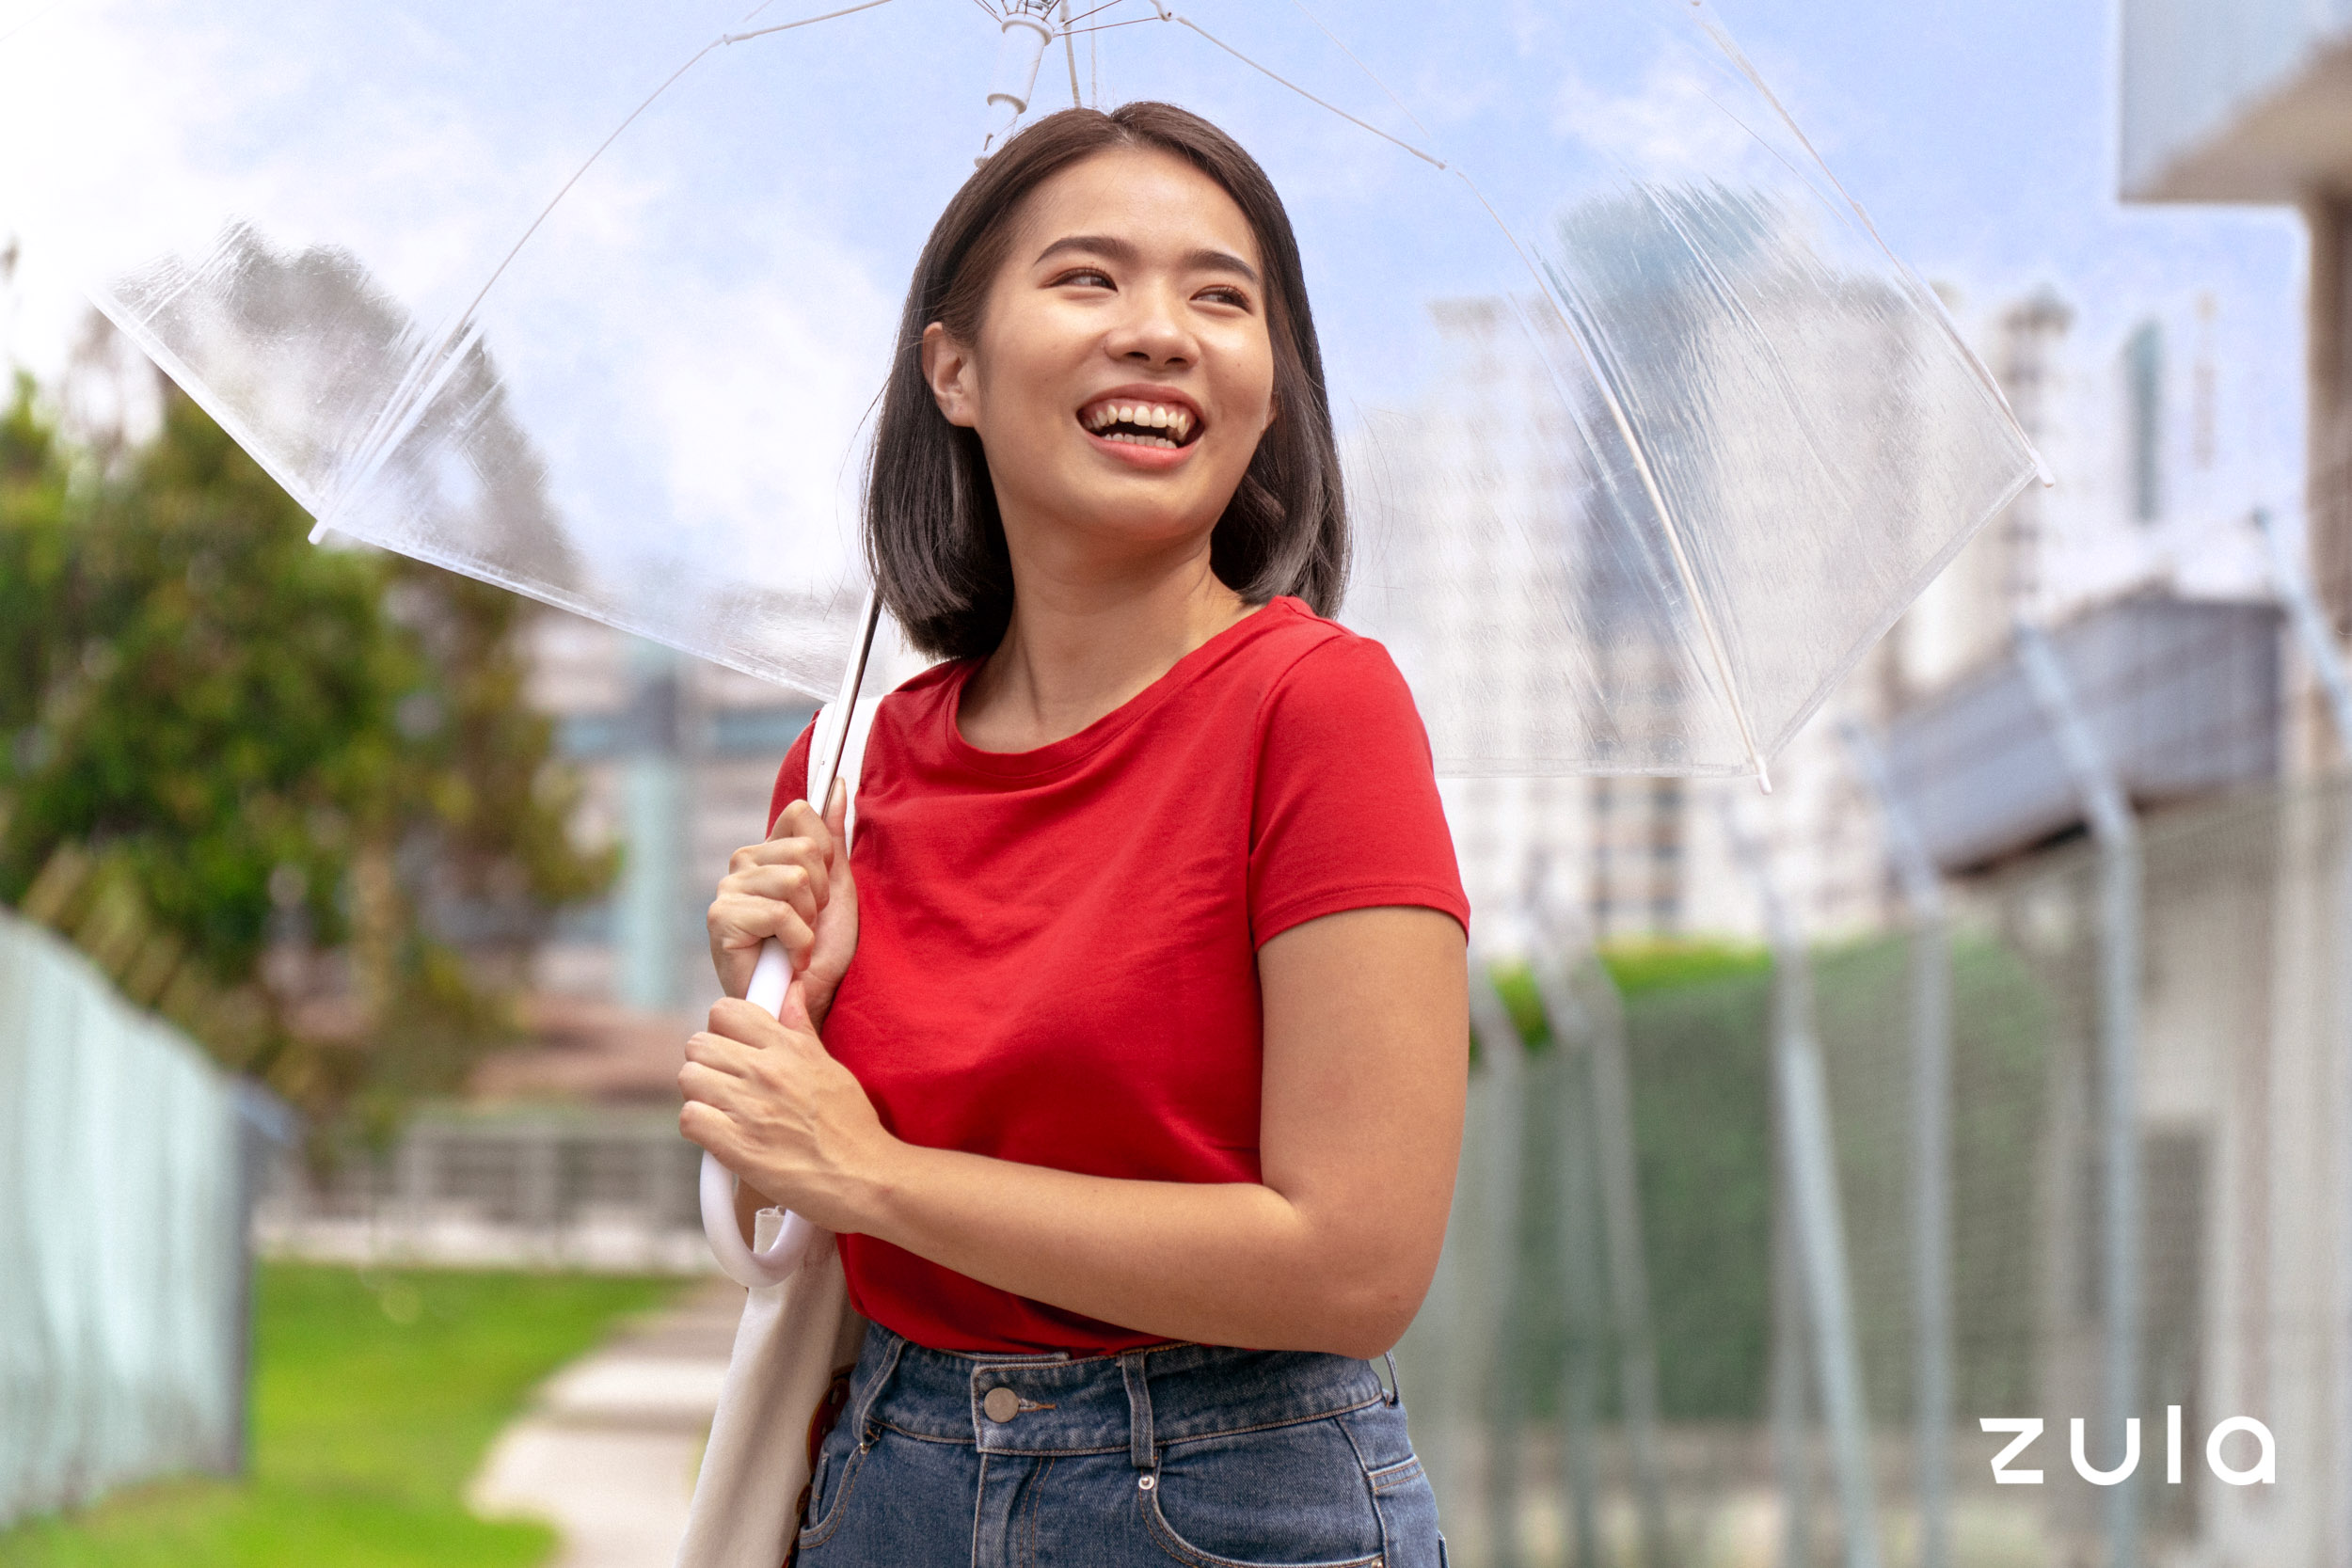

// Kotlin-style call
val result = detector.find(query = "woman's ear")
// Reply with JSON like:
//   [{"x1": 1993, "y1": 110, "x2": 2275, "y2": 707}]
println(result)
[{"x1": 920, "y1": 322, "x2": 980, "y2": 430}]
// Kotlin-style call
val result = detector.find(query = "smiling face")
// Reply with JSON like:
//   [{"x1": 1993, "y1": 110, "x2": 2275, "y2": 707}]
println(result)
[{"x1": 920, "y1": 147, "x2": 1279, "y2": 580}]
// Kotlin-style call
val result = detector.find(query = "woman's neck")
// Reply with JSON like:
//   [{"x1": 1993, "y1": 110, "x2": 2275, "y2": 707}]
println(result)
[{"x1": 958, "y1": 546, "x2": 1256, "y2": 753}]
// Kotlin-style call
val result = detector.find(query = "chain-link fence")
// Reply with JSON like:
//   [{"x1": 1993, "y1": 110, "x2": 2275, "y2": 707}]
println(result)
[{"x1": 1397, "y1": 775, "x2": 2352, "y2": 1568}]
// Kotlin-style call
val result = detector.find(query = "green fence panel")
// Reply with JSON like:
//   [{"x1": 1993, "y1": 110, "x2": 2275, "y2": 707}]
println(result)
[{"x1": 0, "y1": 911, "x2": 245, "y2": 1526}]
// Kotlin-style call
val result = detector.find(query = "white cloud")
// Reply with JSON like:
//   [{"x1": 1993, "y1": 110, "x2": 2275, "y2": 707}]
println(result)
[{"x1": 1551, "y1": 54, "x2": 1758, "y2": 180}]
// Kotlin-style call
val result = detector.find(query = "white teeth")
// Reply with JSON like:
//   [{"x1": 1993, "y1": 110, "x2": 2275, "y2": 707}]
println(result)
[{"x1": 1082, "y1": 401, "x2": 1193, "y2": 445}]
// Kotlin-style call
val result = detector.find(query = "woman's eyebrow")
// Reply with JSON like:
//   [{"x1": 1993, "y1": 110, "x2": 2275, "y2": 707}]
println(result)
[{"x1": 1033, "y1": 234, "x2": 1261, "y2": 285}]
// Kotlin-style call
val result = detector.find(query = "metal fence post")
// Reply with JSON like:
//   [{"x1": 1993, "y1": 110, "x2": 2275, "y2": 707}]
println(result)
[
  {"x1": 1528, "y1": 926, "x2": 1672, "y2": 1568},
  {"x1": 1840, "y1": 717, "x2": 1955, "y2": 1568},
  {"x1": 224, "y1": 1083, "x2": 297, "y2": 1477},
  {"x1": 1722, "y1": 800, "x2": 1887, "y2": 1568},
  {"x1": 2256, "y1": 508, "x2": 2352, "y2": 1568},
  {"x1": 1547, "y1": 974, "x2": 1607, "y2": 1568},
  {"x1": 2016, "y1": 621, "x2": 2143, "y2": 1568},
  {"x1": 1772, "y1": 1188, "x2": 1816, "y2": 1568},
  {"x1": 1466, "y1": 968, "x2": 1530, "y2": 1567}
]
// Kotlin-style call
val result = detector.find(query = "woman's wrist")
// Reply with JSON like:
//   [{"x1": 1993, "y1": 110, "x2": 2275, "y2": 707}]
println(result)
[{"x1": 827, "y1": 1124, "x2": 916, "y2": 1237}]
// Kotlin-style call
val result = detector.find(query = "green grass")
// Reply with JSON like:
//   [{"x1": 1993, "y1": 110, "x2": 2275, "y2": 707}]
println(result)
[{"x1": 0, "y1": 1264, "x2": 682, "y2": 1567}]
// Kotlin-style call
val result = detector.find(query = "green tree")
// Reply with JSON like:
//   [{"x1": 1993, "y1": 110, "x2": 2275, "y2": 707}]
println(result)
[{"x1": 0, "y1": 370, "x2": 612, "y2": 1135}]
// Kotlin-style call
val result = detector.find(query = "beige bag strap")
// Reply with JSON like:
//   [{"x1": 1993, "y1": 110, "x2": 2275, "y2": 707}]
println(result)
[{"x1": 671, "y1": 1218, "x2": 865, "y2": 1568}]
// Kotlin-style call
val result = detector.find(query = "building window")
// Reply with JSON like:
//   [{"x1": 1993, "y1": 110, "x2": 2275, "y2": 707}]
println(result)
[{"x1": 2124, "y1": 318, "x2": 2164, "y2": 525}]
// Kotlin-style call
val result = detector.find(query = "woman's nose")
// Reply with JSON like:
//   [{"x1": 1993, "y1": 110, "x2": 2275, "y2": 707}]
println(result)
[{"x1": 1106, "y1": 287, "x2": 1195, "y2": 367}]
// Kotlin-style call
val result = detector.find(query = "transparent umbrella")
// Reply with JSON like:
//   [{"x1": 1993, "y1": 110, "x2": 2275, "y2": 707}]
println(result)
[{"x1": 0, "y1": 0, "x2": 2042, "y2": 1280}]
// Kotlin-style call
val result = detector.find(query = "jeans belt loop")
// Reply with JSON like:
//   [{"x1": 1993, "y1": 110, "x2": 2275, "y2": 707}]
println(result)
[
  {"x1": 1119, "y1": 1350, "x2": 1156, "y2": 1470},
  {"x1": 1381, "y1": 1351, "x2": 1405, "y2": 1408}
]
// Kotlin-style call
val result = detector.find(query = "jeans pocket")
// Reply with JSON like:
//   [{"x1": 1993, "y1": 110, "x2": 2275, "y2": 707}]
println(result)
[
  {"x1": 1142, "y1": 1420, "x2": 1386, "y2": 1568},
  {"x1": 1364, "y1": 1455, "x2": 1444, "y2": 1568},
  {"x1": 796, "y1": 1420, "x2": 870, "y2": 1550}
]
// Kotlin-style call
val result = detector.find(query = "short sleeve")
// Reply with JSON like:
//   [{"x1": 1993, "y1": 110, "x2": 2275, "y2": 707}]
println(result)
[
  {"x1": 764, "y1": 719, "x2": 821, "y2": 838},
  {"x1": 1248, "y1": 634, "x2": 1470, "y2": 946}
]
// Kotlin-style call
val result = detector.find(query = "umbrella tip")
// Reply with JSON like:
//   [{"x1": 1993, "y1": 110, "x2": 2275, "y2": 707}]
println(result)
[
  {"x1": 1754, "y1": 759, "x2": 1773, "y2": 795},
  {"x1": 307, "y1": 520, "x2": 331, "y2": 546}
]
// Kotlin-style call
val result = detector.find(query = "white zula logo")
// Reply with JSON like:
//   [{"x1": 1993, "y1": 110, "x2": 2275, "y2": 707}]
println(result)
[{"x1": 1980, "y1": 1408, "x2": 2275, "y2": 1486}]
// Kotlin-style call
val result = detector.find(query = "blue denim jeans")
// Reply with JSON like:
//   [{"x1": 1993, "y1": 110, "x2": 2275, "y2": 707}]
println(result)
[{"x1": 796, "y1": 1324, "x2": 1447, "y2": 1567}]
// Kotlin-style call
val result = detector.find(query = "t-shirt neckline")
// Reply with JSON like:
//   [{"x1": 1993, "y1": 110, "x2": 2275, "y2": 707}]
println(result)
[{"x1": 941, "y1": 597, "x2": 1300, "y2": 780}]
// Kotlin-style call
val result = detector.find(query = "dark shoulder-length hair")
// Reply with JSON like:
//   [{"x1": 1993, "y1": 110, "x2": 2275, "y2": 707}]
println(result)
[{"x1": 866, "y1": 102, "x2": 1347, "y2": 661}]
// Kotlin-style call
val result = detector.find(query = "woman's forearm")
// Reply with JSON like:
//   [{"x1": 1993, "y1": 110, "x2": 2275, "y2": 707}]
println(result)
[
  {"x1": 849, "y1": 1139, "x2": 1427, "y2": 1357},
  {"x1": 683, "y1": 908, "x2": 1466, "y2": 1355},
  {"x1": 840, "y1": 909, "x2": 1463, "y2": 1355}
]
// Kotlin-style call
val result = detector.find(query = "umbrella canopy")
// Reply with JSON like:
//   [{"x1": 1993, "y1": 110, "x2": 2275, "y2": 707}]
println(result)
[{"x1": 0, "y1": 0, "x2": 2038, "y2": 782}]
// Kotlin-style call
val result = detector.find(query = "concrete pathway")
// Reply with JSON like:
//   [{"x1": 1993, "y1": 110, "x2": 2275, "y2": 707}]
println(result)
[{"x1": 469, "y1": 1278, "x2": 745, "y2": 1568}]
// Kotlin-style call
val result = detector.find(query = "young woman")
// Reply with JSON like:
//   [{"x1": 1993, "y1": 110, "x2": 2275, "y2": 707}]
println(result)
[{"x1": 682, "y1": 103, "x2": 1469, "y2": 1567}]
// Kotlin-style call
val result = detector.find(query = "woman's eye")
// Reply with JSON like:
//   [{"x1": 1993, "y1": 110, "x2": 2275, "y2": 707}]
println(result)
[
  {"x1": 1054, "y1": 268, "x2": 1114, "y2": 290},
  {"x1": 1198, "y1": 286, "x2": 1252, "y2": 309}
]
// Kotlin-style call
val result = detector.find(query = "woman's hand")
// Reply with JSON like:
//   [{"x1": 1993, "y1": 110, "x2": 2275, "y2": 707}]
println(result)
[
  {"x1": 678, "y1": 982, "x2": 899, "y2": 1235},
  {"x1": 707, "y1": 782, "x2": 858, "y2": 1030}
]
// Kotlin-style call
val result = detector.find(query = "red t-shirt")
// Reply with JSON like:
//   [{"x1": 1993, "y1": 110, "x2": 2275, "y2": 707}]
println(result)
[{"x1": 766, "y1": 596, "x2": 1469, "y2": 1354}]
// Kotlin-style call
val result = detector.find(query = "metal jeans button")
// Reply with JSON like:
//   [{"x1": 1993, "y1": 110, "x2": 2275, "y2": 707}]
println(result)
[{"x1": 982, "y1": 1386, "x2": 1020, "y2": 1423}]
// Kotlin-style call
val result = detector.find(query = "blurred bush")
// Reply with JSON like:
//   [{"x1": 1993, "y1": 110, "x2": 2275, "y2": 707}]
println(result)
[
  {"x1": 0, "y1": 366, "x2": 614, "y2": 1142},
  {"x1": 1484, "y1": 932, "x2": 2050, "y2": 1422}
]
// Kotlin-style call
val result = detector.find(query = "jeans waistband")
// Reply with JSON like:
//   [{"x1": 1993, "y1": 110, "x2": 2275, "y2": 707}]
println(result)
[{"x1": 847, "y1": 1325, "x2": 1391, "y2": 1463}]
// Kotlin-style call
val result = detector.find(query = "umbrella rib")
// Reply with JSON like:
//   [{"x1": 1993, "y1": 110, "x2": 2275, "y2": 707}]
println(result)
[
  {"x1": 1166, "y1": 14, "x2": 1443, "y2": 169},
  {"x1": 319, "y1": 0, "x2": 899, "y2": 533},
  {"x1": 1695, "y1": 12, "x2": 2047, "y2": 488},
  {"x1": 320, "y1": 35, "x2": 724, "y2": 528},
  {"x1": 1059, "y1": 0, "x2": 1083, "y2": 104},
  {"x1": 0, "y1": 0, "x2": 67, "y2": 49},
  {"x1": 1281, "y1": 0, "x2": 1431, "y2": 142},
  {"x1": 1448, "y1": 166, "x2": 1771, "y2": 789},
  {"x1": 1060, "y1": 15, "x2": 1163, "y2": 35},
  {"x1": 723, "y1": 0, "x2": 902, "y2": 44}
]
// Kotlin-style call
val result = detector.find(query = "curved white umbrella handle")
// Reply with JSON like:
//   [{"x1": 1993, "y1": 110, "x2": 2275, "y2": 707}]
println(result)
[{"x1": 698, "y1": 937, "x2": 829, "y2": 1288}]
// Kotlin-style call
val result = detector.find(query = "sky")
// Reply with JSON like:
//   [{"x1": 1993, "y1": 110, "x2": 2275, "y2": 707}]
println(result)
[
  {"x1": 0, "y1": 0, "x2": 2314, "y2": 693},
  {"x1": 1708, "y1": 0, "x2": 2306, "y2": 518}
]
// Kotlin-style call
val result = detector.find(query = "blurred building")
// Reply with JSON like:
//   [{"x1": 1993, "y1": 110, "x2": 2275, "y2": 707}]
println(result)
[
  {"x1": 2105, "y1": 7, "x2": 2352, "y2": 1562},
  {"x1": 525, "y1": 612, "x2": 814, "y2": 1024},
  {"x1": 1374, "y1": 291, "x2": 1948, "y2": 943},
  {"x1": 1378, "y1": 245, "x2": 2295, "y2": 946},
  {"x1": 2120, "y1": 0, "x2": 2352, "y2": 770},
  {"x1": 366, "y1": 610, "x2": 815, "y2": 1110},
  {"x1": 1359, "y1": 298, "x2": 1614, "y2": 932}
]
